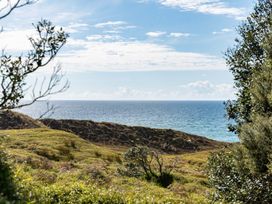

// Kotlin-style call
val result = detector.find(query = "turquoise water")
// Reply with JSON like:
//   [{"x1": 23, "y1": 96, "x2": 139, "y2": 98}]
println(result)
[{"x1": 19, "y1": 100, "x2": 238, "y2": 142}]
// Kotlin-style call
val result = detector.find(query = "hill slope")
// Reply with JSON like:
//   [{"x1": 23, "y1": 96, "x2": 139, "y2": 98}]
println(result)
[
  {"x1": 0, "y1": 128, "x2": 213, "y2": 203},
  {"x1": 0, "y1": 110, "x2": 226, "y2": 153},
  {"x1": 0, "y1": 110, "x2": 45, "y2": 129},
  {"x1": 41, "y1": 119, "x2": 226, "y2": 153}
]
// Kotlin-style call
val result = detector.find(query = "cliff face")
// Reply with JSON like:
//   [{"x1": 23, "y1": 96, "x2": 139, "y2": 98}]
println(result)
[{"x1": 41, "y1": 119, "x2": 227, "y2": 153}]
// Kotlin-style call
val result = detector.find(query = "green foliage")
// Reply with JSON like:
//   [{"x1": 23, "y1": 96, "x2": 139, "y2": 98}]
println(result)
[
  {"x1": 208, "y1": 149, "x2": 272, "y2": 203},
  {"x1": 250, "y1": 33, "x2": 272, "y2": 117},
  {"x1": 240, "y1": 116, "x2": 272, "y2": 173},
  {"x1": 225, "y1": 0, "x2": 272, "y2": 132},
  {"x1": 0, "y1": 20, "x2": 69, "y2": 110},
  {"x1": 239, "y1": 31, "x2": 272, "y2": 175},
  {"x1": 0, "y1": 149, "x2": 20, "y2": 203},
  {"x1": 209, "y1": 10, "x2": 272, "y2": 203},
  {"x1": 209, "y1": 90, "x2": 272, "y2": 202},
  {"x1": 120, "y1": 146, "x2": 174, "y2": 187},
  {"x1": 24, "y1": 183, "x2": 125, "y2": 204}
]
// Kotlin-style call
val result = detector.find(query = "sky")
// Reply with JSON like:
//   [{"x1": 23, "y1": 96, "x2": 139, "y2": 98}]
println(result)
[{"x1": 0, "y1": 0, "x2": 257, "y2": 100}]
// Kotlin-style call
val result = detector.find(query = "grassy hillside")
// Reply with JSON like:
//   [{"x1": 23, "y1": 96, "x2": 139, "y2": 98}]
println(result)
[{"x1": 0, "y1": 128, "x2": 215, "y2": 203}]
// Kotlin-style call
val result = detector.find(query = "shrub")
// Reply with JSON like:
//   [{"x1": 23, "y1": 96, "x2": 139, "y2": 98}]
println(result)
[
  {"x1": 33, "y1": 147, "x2": 59, "y2": 161},
  {"x1": 25, "y1": 156, "x2": 53, "y2": 170},
  {"x1": 59, "y1": 162, "x2": 75, "y2": 172},
  {"x1": 119, "y1": 146, "x2": 174, "y2": 187},
  {"x1": 34, "y1": 170, "x2": 57, "y2": 184},
  {"x1": 0, "y1": 149, "x2": 20, "y2": 202},
  {"x1": 57, "y1": 145, "x2": 74, "y2": 161},
  {"x1": 87, "y1": 166, "x2": 110, "y2": 184},
  {"x1": 207, "y1": 149, "x2": 272, "y2": 203},
  {"x1": 25, "y1": 182, "x2": 125, "y2": 204},
  {"x1": 94, "y1": 151, "x2": 102, "y2": 158},
  {"x1": 64, "y1": 140, "x2": 77, "y2": 149},
  {"x1": 105, "y1": 154, "x2": 122, "y2": 163}
]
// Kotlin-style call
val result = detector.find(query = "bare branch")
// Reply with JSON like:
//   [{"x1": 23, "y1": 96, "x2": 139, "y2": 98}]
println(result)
[
  {"x1": 16, "y1": 64, "x2": 70, "y2": 109},
  {"x1": 38, "y1": 101, "x2": 57, "y2": 119},
  {"x1": 0, "y1": 0, "x2": 38, "y2": 20}
]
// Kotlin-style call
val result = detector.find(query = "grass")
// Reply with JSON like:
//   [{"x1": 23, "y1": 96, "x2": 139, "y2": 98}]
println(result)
[{"x1": 0, "y1": 128, "x2": 215, "y2": 203}]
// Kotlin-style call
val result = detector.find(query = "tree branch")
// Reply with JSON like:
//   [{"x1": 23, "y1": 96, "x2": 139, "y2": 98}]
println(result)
[{"x1": 0, "y1": 0, "x2": 38, "y2": 20}]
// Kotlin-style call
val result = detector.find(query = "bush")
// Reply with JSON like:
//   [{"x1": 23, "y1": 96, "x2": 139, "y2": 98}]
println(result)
[
  {"x1": 207, "y1": 149, "x2": 272, "y2": 203},
  {"x1": 119, "y1": 146, "x2": 174, "y2": 187},
  {"x1": 208, "y1": 114, "x2": 272, "y2": 203},
  {"x1": 0, "y1": 150, "x2": 20, "y2": 202},
  {"x1": 86, "y1": 165, "x2": 110, "y2": 184},
  {"x1": 24, "y1": 182, "x2": 125, "y2": 204}
]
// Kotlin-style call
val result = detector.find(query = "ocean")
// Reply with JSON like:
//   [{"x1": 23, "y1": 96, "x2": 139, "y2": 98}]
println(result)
[{"x1": 18, "y1": 100, "x2": 238, "y2": 142}]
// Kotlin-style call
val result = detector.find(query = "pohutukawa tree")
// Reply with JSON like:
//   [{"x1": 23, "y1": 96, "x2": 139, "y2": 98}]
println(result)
[{"x1": 0, "y1": 0, "x2": 69, "y2": 110}]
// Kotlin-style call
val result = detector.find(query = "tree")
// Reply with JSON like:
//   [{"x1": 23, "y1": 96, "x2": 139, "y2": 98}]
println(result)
[
  {"x1": 239, "y1": 32, "x2": 272, "y2": 174},
  {"x1": 0, "y1": 0, "x2": 69, "y2": 110},
  {"x1": 250, "y1": 33, "x2": 272, "y2": 117},
  {"x1": 0, "y1": 1, "x2": 69, "y2": 202},
  {"x1": 225, "y1": 0, "x2": 272, "y2": 133},
  {"x1": 208, "y1": 6, "x2": 272, "y2": 203}
]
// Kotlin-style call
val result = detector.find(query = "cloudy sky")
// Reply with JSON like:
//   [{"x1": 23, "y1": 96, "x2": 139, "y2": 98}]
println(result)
[{"x1": 0, "y1": 0, "x2": 256, "y2": 100}]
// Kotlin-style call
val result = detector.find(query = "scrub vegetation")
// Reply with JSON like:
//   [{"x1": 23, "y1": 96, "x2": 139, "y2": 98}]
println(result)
[{"x1": 0, "y1": 128, "x2": 214, "y2": 203}]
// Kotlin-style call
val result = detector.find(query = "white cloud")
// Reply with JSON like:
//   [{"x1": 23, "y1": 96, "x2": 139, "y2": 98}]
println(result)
[
  {"x1": 0, "y1": 28, "x2": 34, "y2": 51},
  {"x1": 55, "y1": 81, "x2": 235, "y2": 100},
  {"x1": 178, "y1": 80, "x2": 235, "y2": 100},
  {"x1": 157, "y1": 0, "x2": 245, "y2": 19},
  {"x1": 0, "y1": 27, "x2": 227, "y2": 73},
  {"x1": 181, "y1": 80, "x2": 214, "y2": 93},
  {"x1": 86, "y1": 34, "x2": 122, "y2": 41},
  {"x1": 52, "y1": 12, "x2": 92, "y2": 24},
  {"x1": 169, "y1": 32, "x2": 190, "y2": 37},
  {"x1": 94, "y1": 21, "x2": 127, "y2": 28},
  {"x1": 147, "y1": 31, "x2": 191, "y2": 38},
  {"x1": 104, "y1": 30, "x2": 121, "y2": 34},
  {"x1": 94, "y1": 21, "x2": 136, "y2": 31},
  {"x1": 0, "y1": 23, "x2": 89, "y2": 52},
  {"x1": 0, "y1": 22, "x2": 89, "y2": 51},
  {"x1": 64, "y1": 23, "x2": 89, "y2": 33},
  {"x1": 146, "y1": 31, "x2": 167, "y2": 37},
  {"x1": 59, "y1": 37, "x2": 226, "y2": 72},
  {"x1": 212, "y1": 28, "x2": 233, "y2": 35},
  {"x1": 221, "y1": 28, "x2": 232, "y2": 32}
]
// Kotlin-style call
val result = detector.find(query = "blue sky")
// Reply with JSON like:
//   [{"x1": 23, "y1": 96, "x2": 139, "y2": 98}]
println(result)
[{"x1": 0, "y1": 0, "x2": 257, "y2": 100}]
